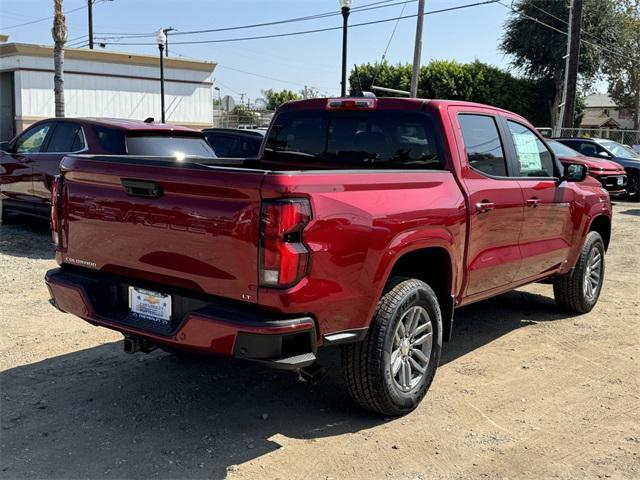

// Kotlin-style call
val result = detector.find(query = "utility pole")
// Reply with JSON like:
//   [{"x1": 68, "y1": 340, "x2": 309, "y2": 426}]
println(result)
[
  {"x1": 87, "y1": 0, "x2": 93, "y2": 49},
  {"x1": 52, "y1": 0, "x2": 67, "y2": 117},
  {"x1": 410, "y1": 0, "x2": 425, "y2": 98},
  {"x1": 556, "y1": 0, "x2": 583, "y2": 134}
]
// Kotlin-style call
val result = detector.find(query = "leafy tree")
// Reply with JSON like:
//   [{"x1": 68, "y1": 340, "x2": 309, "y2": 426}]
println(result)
[
  {"x1": 349, "y1": 60, "x2": 554, "y2": 126},
  {"x1": 604, "y1": 0, "x2": 640, "y2": 129},
  {"x1": 500, "y1": 0, "x2": 618, "y2": 126},
  {"x1": 261, "y1": 89, "x2": 302, "y2": 110},
  {"x1": 233, "y1": 104, "x2": 259, "y2": 124}
]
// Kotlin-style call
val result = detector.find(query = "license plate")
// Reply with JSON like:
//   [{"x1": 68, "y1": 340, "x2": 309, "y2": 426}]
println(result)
[
  {"x1": 128, "y1": 287, "x2": 171, "y2": 323},
  {"x1": 617, "y1": 177, "x2": 623, "y2": 186}
]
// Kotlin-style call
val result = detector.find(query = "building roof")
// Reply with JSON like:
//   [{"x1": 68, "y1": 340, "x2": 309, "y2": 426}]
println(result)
[
  {"x1": 0, "y1": 42, "x2": 215, "y2": 72},
  {"x1": 584, "y1": 93, "x2": 617, "y2": 108}
]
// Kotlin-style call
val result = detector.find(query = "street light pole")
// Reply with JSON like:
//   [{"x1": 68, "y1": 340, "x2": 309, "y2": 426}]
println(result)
[
  {"x1": 339, "y1": 0, "x2": 352, "y2": 97},
  {"x1": 156, "y1": 29, "x2": 166, "y2": 123}
]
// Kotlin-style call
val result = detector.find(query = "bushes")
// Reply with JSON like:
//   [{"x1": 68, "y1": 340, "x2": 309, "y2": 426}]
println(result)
[{"x1": 350, "y1": 60, "x2": 554, "y2": 126}]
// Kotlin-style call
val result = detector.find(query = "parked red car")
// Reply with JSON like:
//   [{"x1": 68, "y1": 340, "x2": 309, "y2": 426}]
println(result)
[
  {"x1": 0, "y1": 118, "x2": 215, "y2": 222},
  {"x1": 46, "y1": 98, "x2": 611, "y2": 415},
  {"x1": 546, "y1": 139, "x2": 627, "y2": 195}
]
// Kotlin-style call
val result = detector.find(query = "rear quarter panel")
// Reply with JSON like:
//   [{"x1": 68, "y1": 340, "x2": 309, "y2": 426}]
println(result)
[{"x1": 258, "y1": 171, "x2": 467, "y2": 338}]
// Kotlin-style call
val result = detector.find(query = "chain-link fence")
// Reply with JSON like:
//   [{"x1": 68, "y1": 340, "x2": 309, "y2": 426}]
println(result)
[
  {"x1": 538, "y1": 127, "x2": 640, "y2": 149},
  {"x1": 212, "y1": 110, "x2": 274, "y2": 129}
]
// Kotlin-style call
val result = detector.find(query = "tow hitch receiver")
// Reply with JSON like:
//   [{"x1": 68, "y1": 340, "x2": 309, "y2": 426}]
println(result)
[{"x1": 123, "y1": 335, "x2": 158, "y2": 354}]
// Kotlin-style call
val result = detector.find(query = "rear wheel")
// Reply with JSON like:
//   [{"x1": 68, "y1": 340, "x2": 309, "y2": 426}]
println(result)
[
  {"x1": 553, "y1": 231, "x2": 605, "y2": 313},
  {"x1": 0, "y1": 194, "x2": 8, "y2": 224},
  {"x1": 342, "y1": 277, "x2": 442, "y2": 416}
]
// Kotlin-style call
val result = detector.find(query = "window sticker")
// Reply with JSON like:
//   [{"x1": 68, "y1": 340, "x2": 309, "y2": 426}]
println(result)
[{"x1": 512, "y1": 132, "x2": 542, "y2": 172}]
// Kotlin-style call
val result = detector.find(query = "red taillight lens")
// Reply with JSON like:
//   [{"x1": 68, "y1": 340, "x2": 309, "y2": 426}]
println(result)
[
  {"x1": 51, "y1": 175, "x2": 62, "y2": 246},
  {"x1": 260, "y1": 199, "x2": 311, "y2": 288}
]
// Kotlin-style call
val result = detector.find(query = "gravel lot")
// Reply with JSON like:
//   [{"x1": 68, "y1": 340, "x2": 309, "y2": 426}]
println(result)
[{"x1": 1, "y1": 202, "x2": 639, "y2": 480}]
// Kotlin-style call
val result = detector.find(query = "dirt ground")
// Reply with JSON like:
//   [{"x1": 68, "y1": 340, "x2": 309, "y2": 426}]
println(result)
[{"x1": 1, "y1": 202, "x2": 639, "y2": 480}]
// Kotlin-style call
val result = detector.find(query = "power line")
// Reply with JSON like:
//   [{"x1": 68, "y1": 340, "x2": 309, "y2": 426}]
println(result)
[
  {"x1": 86, "y1": 0, "x2": 406, "y2": 41},
  {"x1": 104, "y1": 0, "x2": 501, "y2": 46},
  {"x1": 2, "y1": 4, "x2": 86, "y2": 30},
  {"x1": 372, "y1": 0, "x2": 412, "y2": 87}
]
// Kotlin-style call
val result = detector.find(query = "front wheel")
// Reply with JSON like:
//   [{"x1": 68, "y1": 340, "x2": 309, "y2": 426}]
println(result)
[
  {"x1": 626, "y1": 172, "x2": 639, "y2": 202},
  {"x1": 553, "y1": 231, "x2": 605, "y2": 313},
  {"x1": 342, "y1": 278, "x2": 442, "y2": 416}
]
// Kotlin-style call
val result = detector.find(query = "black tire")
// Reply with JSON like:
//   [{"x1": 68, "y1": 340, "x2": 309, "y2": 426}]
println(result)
[
  {"x1": 342, "y1": 277, "x2": 442, "y2": 416},
  {"x1": 553, "y1": 231, "x2": 605, "y2": 313},
  {"x1": 0, "y1": 196, "x2": 9, "y2": 225},
  {"x1": 626, "y1": 171, "x2": 639, "y2": 202}
]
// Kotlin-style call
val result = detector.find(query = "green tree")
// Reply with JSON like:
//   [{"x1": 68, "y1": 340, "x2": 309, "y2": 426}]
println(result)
[
  {"x1": 604, "y1": 0, "x2": 640, "y2": 130},
  {"x1": 349, "y1": 60, "x2": 554, "y2": 126},
  {"x1": 233, "y1": 104, "x2": 259, "y2": 124},
  {"x1": 500, "y1": 0, "x2": 617, "y2": 126},
  {"x1": 262, "y1": 89, "x2": 302, "y2": 110}
]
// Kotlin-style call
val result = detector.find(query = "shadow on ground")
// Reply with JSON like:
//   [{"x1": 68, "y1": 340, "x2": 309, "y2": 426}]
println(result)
[
  {"x1": 619, "y1": 208, "x2": 640, "y2": 217},
  {"x1": 1, "y1": 289, "x2": 574, "y2": 479},
  {"x1": 0, "y1": 216, "x2": 53, "y2": 260}
]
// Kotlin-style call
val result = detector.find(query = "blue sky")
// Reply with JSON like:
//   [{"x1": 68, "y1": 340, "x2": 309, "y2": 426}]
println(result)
[{"x1": 1, "y1": 0, "x2": 514, "y2": 102}]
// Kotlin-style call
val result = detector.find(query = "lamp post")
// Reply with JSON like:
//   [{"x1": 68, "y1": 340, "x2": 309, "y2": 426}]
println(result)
[
  {"x1": 339, "y1": 0, "x2": 352, "y2": 97},
  {"x1": 156, "y1": 29, "x2": 167, "y2": 123},
  {"x1": 214, "y1": 86, "x2": 222, "y2": 127}
]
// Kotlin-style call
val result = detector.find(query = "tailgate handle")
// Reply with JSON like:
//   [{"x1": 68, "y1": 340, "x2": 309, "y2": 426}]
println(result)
[{"x1": 121, "y1": 179, "x2": 163, "y2": 198}]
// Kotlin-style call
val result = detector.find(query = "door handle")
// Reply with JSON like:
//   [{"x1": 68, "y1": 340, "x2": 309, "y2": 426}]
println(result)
[
  {"x1": 476, "y1": 200, "x2": 495, "y2": 213},
  {"x1": 526, "y1": 197, "x2": 540, "y2": 208}
]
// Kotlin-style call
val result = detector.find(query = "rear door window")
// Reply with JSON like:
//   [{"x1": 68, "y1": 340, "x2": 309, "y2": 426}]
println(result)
[
  {"x1": 46, "y1": 123, "x2": 85, "y2": 153},
  {"x1": 458, "y1": 114, "x2": 507, "y2": 177}
]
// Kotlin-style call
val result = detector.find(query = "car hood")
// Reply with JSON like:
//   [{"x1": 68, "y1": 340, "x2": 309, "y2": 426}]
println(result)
[
  {"x1": 611, "y1": 156, "x2": 640, "y2": 169},
  {"x1": 557, "y1": 155, "x2": 625, "y2": 173}
]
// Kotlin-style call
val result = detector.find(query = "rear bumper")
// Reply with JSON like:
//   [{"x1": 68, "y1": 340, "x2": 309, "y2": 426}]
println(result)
[{"x1": 45, "y1": 267, "x2": 317, "y2": 369}]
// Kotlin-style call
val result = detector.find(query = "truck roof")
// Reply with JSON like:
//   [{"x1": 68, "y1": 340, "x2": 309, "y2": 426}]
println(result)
[{"x1": 279, "y1": 97, "x2": 525, "y2": 119}]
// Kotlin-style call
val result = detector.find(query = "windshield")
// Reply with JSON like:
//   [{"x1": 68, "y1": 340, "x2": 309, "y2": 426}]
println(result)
[
  {"x1": 547, "y1": 140, "x2": 580, "y2": 157},
  {"x1": 263, "y1": 110, "x2": 444, "y2": 170},
  {"x1": 599, "y1": 140, "x2": 640, "y2": 158},
  {"x1": 126, "y1": 135, "x2": 216, "y2": 159}
]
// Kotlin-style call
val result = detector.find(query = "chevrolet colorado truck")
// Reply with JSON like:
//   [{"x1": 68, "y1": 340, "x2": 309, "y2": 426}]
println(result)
[{"x1": 45, "y1": 98, "x2": 612, "y2": 415}]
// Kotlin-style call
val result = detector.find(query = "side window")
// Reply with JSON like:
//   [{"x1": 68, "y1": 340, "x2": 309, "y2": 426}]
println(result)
[
  {"x1": 93, "y1": 126, "x2": 126, "y2": 154},
  {"x1": 206, "y1": 134, "x2": 235, "y2": 157},
  {"x1": 15, "y1": 123, "x2": 52, "y2": 153},
  {"x1": 573, "y1": 141, "x2": 601, "y2": 158},
  {"x1": 506, "y1": 121, "x2": 555, "y2": 178},
  {"x1": 230, "y1": 138, "x2": 261, "y2": 157},
  {"x1": 46, "y1": 123, "x2": 84, "y2": 153},
  {"x1": 458, "y1": 114, "x2": 507, "y2": 177}
]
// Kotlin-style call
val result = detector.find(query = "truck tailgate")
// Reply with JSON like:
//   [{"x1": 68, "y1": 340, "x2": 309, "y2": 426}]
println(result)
[{"x1": 58, "y1": 156, "x2": 266, "y2": 303}]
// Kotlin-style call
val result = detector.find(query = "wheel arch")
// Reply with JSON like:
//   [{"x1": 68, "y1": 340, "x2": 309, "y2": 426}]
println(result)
[{"x1": 588, "y1": 214, "x2": 611, "y2": 251}]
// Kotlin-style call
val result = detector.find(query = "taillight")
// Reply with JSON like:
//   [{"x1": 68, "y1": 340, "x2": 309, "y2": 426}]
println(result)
[
  {"x1": 51, "y1": 175, "x2": 63, "y2": 246},
  {"x1": 259, "y1": 199, "x2": 311, "y2": 288},
  {"x1": 326, "y1": 98, "x2": 377, "y2": 110}
]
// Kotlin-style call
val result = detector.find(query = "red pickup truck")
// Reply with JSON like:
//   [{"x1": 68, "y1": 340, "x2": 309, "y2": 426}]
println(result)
[{"x1": 45, "y1": 97, "x2": 612, "y2": 415}]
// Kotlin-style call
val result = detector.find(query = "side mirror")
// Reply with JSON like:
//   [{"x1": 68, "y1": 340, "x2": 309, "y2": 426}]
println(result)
[
  {"x1": 597, "y1": 151, "x2": 611, "y2": 159},
  {"x1": 563, "y1": 163, "x2": 588, "y2": 182}
]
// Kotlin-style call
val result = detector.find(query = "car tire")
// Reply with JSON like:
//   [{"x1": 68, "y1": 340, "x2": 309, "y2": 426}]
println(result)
[
  {"x1": 342, "y1": 277, "x2": 442, "y2": 416},
  {"x1": 553, "y1": 231, "x2": 605, "y2": 313},
  {"x1": 0, "y1": 194, "x2": 8, "y2": 224},
  {"x1": 626, "y1": 171, "x2": 639, "y2": 202}
]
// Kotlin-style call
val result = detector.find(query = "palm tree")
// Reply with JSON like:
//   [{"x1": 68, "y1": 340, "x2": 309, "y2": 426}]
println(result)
[{"x1": 52, "y1": 0, "x2": 67, "y2": 117}]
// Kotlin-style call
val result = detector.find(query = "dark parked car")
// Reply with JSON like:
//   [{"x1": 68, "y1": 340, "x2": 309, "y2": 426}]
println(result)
[
  {"x1": 0, "y1": 118, "x2": 215, "y2": 222},
  {"x1": 554, "y1": 137, "x2": 640, "y2": 201},
  {"x1": 202, "y1": 128, "x2": 265, "y2": 158},
  {"x1": 546, "y1": 140, "x2": 627, "y2": 195}
]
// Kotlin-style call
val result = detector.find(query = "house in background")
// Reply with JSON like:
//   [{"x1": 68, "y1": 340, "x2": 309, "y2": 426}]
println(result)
[
  {"x1": 580, "y1": 93, "x2": 635, "y2": 131},
  {"x1": 0, "y1": 43, "x2": 216, "y2": 141}
]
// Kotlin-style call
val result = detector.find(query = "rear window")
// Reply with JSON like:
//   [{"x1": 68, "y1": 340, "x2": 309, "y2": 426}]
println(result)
[
  {"x1": 263, "y1": 110, "x2": 444, "y2": 169},
  {"x1": 125, "y1": 135, "x2": 216, "y2": 158}
]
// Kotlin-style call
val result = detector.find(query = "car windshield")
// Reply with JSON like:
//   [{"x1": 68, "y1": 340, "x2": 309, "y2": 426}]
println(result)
[
  {"x1": 126, "y1": 135, "x2": 216, "y2": 159},
  {"x1": 263, "y1": 110, "x2": 444, "y2": 170},
  {"x1": 599, "y1": 140, "x2": 640, "y2": 158},
  {"x1": 548, "y1": 140, "x2": 580, "y2": 157}
]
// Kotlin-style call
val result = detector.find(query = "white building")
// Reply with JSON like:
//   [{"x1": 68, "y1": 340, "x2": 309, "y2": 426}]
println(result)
[{"x1": 0, "y1": 43, "x2": 216, "y2": 141}]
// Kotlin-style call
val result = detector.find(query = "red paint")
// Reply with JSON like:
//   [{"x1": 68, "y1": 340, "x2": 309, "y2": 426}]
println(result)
[{"x1": 45, "y1": 98, "x2": 612, "y2": 357}]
